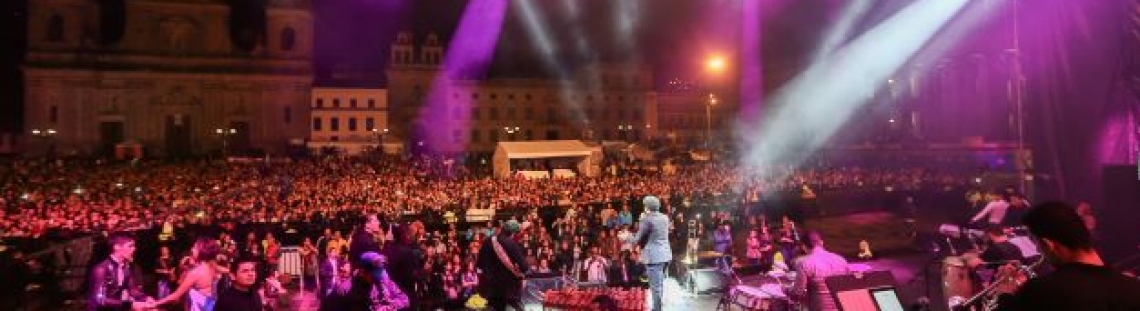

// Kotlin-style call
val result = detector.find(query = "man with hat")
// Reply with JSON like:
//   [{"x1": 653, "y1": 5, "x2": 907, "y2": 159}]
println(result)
[
  {"x1": 477, "y1": 219, "x2": 530, "y2": 310},
  {"x1": 635, "y1": 196, "x2": 672, "y2": 311}
]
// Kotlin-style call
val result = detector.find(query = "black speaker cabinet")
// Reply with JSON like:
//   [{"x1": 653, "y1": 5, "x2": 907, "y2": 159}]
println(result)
[{"x1": 686, "y1": 267, "x2": 727, "y2": 294}]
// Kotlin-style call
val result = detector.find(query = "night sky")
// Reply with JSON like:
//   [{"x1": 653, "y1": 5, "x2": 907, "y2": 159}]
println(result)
[{"x1": 0, "y1": 0, "x2": 835, "y2": 132}]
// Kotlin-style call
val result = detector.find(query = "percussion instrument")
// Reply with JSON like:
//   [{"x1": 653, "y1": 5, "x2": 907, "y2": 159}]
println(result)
[
  {"x1": 728, "y1": 283, "x2": 789, "y2": 311},
  {"x1": 942, "y1": 254, "x2": 977, "y2": 307}
]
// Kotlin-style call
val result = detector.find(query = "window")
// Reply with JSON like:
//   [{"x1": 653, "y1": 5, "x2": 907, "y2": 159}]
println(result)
[
  {"x1": 49, "y1": 106, "x2": 58, "y2": 123},
  {"x1": 350, "y1": 99, "x2": 358, "y2": 108},
  {"x1": 348, "y1": 118, "x2": 357, "y2": 131},
  {"x1": 471, "y1": 108, "x2": 481, "y2": 120},
  {"x1": 312, "y1": 117, "x2": 322, "y2": 131},
  {"x1": 489, "y1": 107, "x2": 499, "y2": 120},
  {"x1": 525, "y1": 129, "x2": 533, "y2": 141},
  {"x1": 524, "y1": 107, "x2": 534, "y2": 120},
  {"x1": 280, "y1": 27, "x2": 296, "y2": 51},
  {"x1": 365, "y1": 118, "x2": 375, "y2": 130},
  {"x1": 506, "y1": 107, "x2": 516, "y2": 119},
  {"x1": 547, "y1": 108, "x2": 556, "y2": 122},
  {"x1": 507, "y1": 94, "x2": 515, "y2": 100},
  {"x1": 332, "y1": 99, "x2": 341, "y2": 108},
  {"x1": 471, "y1": 130, "x2": 481, "y2": 143},
  {"x1": 47, "y1": 15, "x2": 64, "y2": 42},
  {"x1": 330, "y1": 117, "x2": 340, "y2": 131},
  {"x1": 490, "y1": 130, "x2": 499, "y2": 142},
  {"x1": 315, "y1": 99, "x2": 323, "y2": 108},
  {"x1": 284, "y1": 107, "x2": 292, "y2": 124},
  {"x1": 525, "y1": 94, "x2": 533, "y2": 101},
  {"x1": 367, "y1": 99, "x2": 376, "y2": 109},
  {"x1": 490, "y1": 93, "x2": 497, "y2": 100}
]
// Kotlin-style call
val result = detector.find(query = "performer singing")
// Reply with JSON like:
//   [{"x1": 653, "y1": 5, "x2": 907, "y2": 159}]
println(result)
[
  {"x1": 87, "y1": 233, "x2": 152, "y2": 311},
  {"x1": 635, "y1": 196, "x2": 671, "y2": 311}
]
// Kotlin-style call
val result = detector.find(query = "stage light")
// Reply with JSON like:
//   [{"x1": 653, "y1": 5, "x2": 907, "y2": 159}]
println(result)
[
  {"x1": 740, "y1": 0, "x2": 968, "y2": 173},
  {"x1": 812, "y1": 0, "x2": 872, "y2": 62}
]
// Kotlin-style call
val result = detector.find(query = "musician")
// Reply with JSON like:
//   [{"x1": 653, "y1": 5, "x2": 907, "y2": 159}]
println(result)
[
  {"x1": 980, "y1": 227, "x2": 1024, "y2": 265},
  {"x1": 476, "y1": 220, "x2": 529, "y2": 311},
  {"x1": 970, "y1": 192, "x2": 1010, "y2": 228},
  {"x1": 87, "y1": 233, "x2": 152, "y2": 311},
  {"x1": 1008, "y1": 202, "x2": 1140, "y2": 310},
  {"x1": 713, "y1": 222, "x2": 733, "y2": 255},
  {"x1": 382, "y1": 224, "x2": 423, "y2": 310},
  {"x1": 636, "y1": 196, "x2": 672, "y2": 311},
  {"x1": 792, "y1": 231, "x2": 849, "y2": 311}
]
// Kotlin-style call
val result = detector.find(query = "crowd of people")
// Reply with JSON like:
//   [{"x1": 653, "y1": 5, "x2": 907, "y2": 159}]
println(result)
[
  {"x1": 0, "y1": 155, "x2": 985, "y2": 311},
  {"x1": 0, "y1": 156, "x2": 975, "y2": 240}
]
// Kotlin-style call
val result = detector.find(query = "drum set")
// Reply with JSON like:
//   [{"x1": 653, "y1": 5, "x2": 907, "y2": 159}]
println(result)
[{"x1": 719, "y1": 270, "x2": 796, "y2": 311}]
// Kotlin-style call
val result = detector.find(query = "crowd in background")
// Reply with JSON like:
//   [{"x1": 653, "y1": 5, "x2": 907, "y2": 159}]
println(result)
[{"x1": 0, "y1": 155, "x2": 982, "y2": 310}]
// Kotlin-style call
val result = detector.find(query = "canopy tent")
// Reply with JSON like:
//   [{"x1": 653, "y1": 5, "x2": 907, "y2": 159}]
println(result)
[{"x1": 493, "y1": 140, "x2": 602, "y2": 178}]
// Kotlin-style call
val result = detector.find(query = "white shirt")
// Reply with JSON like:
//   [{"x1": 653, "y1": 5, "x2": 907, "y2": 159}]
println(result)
[
  {"x1": 617, "y1": 229, "x2": 634, "y2": 251},
  {"x1": 585, "y1": 256, "x2": 609, "y2": 283},
  {"x1": 972, "y1": 200, "x2": 1010, "y2": 224}
]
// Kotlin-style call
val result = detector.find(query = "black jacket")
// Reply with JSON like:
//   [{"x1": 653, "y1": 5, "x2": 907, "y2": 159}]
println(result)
[
  {"x1": 476, "y1": 233, "x2": 530, "y2": 298},
  {"x1": 87, "y1": 258, "x2": 147, "y2": 311}
]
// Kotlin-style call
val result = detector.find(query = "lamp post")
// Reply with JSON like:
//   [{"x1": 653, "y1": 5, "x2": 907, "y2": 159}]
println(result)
[
  {"x1": 503, "y1": 126, "x2": 520, "y2": 141},
  {"x1": 704, "y1": 54, "x2": 725, "y2": 149},
  {"x1": 215, "y1": 127, "x2": 236, "y2": 157},
  {"x1": 617, "y1": 124, "x2": 633, "y2": 142},
  {"x1": 371, "y1": 128, "x2": 389, "y2": 152},
  {"x1": 30, "y1": 128, "x2": 57, "y2": 157},
  {"x1": 706, "y1": 94, "x2": 717, "y2": 148}
]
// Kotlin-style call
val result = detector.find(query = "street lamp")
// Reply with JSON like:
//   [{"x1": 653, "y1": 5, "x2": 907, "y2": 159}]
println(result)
[
  {"x1": 617, "y1": 124, "x2": 634, "y2": 141},
  {"x1": 706, "y1": 94, "x2": 717, "y2": 148},
  {"x1": 503, "y1": 126, "x2": 521, "y2": 141},
  {"x1": 706, "y1": 55, "x2": 726, "y2": 74},
  {"x1": 215, "y1": 127, "x2": 237, "y2": 156},
  {"x1": 30, "y1": 128, "x2": 57, "y2": 156}
]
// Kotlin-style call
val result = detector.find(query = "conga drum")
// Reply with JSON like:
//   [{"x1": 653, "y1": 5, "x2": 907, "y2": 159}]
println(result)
[{"x1": 942, "y1": 255, "x2": 975, "y2": 307}]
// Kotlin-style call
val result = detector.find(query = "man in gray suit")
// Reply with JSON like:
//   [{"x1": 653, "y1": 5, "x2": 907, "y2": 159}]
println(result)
[{"x1": 636, "y1": 196, "x2": 672, "y2": 311}]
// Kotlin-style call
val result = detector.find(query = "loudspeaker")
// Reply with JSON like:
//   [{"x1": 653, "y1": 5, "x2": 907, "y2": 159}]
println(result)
[
  {"x1": 1102, "y1": 165, "x2": 1140, "y2": 263},
  {"x1": 685, "y1": 268, "x2": 726, "y2": 294}
]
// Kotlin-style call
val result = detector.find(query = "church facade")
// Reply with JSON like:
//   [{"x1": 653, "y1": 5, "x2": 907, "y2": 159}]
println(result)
[
  {"x1": 385, "y1": 31, "x2": 659, "y2": 154},
  {"x1": 23, "y1": 0, "x2": 313, "y2": 156}
]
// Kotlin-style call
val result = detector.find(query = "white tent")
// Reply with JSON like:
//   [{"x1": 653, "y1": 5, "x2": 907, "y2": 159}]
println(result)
[{"x1": 493, "y1": 140, "x2": 602, "y2": 178}]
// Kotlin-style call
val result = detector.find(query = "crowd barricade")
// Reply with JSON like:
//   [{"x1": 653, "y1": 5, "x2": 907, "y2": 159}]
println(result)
[
  {"x1": 465, "y1": 209, "x2": 496, "y2": 223},
  {"x1": 552, "y1": 169, "x2": 577, "y2": 179},
  {"x1": 278, "y1": 246, "x2": 304, "y2": 281},
  {"x1": 518, "y1": 171, "x2": 552, "y2": 179}
]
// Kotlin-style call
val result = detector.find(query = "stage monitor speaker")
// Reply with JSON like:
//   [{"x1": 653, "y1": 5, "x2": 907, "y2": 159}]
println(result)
[
  {"x1": 824, "y1": 271, "x2": 904, "y2": 311},
  {"x1": 686, "y1": 267, "x2": 727, "y2": 294}
]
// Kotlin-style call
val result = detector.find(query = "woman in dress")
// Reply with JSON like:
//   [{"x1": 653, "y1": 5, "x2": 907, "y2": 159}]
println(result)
[{"x1": 153, "y1": 238, "x2": 221, "y2": 311}]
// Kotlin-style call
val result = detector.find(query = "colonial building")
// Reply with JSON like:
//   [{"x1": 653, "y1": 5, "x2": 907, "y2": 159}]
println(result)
[
  {"x1": 657, "y1": 90, "x2": 719, "y2": 146},
  {"x1": 23, "y1": 0, "x2": 313, "y2": 156},
  {"x1": 308, "y1": 87, "x2": 392, "y2": 155},
  {"x1": 385, "y1": 31, "x2": 658, "y2": 154}
]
